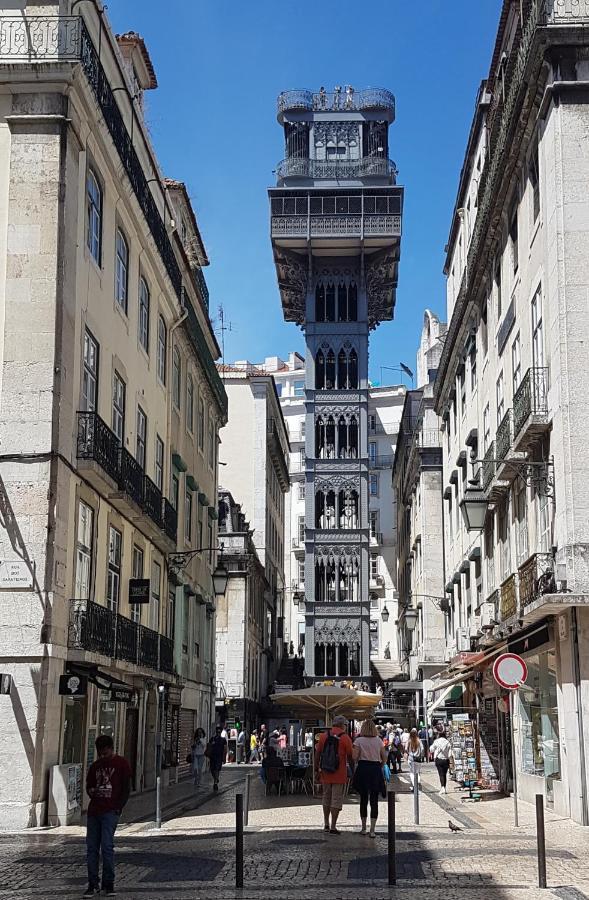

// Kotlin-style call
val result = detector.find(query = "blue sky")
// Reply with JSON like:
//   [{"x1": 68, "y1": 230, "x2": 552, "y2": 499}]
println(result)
[{"x1": 108, "y1": 1, "x2": 501, "y2": 384}]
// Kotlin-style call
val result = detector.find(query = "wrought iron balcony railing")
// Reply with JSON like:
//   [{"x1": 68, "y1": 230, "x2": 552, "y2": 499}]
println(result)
[
  {"x1": 277, "y1": 87, "x2": 395, "y2": 117},
  {"x1": 482, "y1": 441, "x2": 495, "y2": 492},
  {"x1": 496, "y1": 410, "x2": 512, "y2": 463},
  {"x1": 500, "y1": 573, "x2": 518, "y2": 621},
  {"x1": 119, "y1": 447, "x2": 144, "y2": 506},
  {"x1": 69, "y1": 598, "x2": 116, "y2": 657},
  {"x1": 518, "y1": 552, "x2": 553, "y2": 608},
  {"x1": 0, "y1": 15, "x2": 81, "y2": 61},
  {"x1": 139, "y1": 624, "x2": 160, "y2": 670},
  {"x1": 193, "y1": 266, "x2": 209, "y2": 310},
  {"x1": 160, "y1": 635, "x2": 175, "y2": 675},
  {"x1": 144, "y1": 474, "x2": 163, "y2": 530},
  {"x1": 276, "y1": 157, "x2": 397, "y2": 182},
  {"x1": 115, "y1": 613, "x2": 138, "y2": 664},
  {"x1": 271, "y1": 214, "x2": 401, "y2": 239},
  {"x1": 77, "y1": 411, "x2": 121, "y2": 484},
  {"x1": 162, "y1": 498, "x2": 178, "y2": 544},
  {"x1": 513, "y1": 367, "x2": 549, "y2": 438}
]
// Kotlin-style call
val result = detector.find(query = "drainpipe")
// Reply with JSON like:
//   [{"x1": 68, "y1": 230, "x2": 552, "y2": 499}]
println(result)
[{"x1": 570, "y1": 608, "x2": 588, "y2": 825}]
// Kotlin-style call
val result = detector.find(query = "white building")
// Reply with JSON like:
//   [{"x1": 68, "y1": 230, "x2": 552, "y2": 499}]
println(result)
[
  {"x1": 432, "y1": 1, "x2": 589, "y2": 823},
  {"x1": 251, "y1": 354, "x2": 405, "y2": 677}
]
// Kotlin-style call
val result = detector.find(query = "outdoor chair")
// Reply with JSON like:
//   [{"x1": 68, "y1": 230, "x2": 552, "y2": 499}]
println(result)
[{"x1": 265, "y1": 766, "x2": 287, "y2": 796}]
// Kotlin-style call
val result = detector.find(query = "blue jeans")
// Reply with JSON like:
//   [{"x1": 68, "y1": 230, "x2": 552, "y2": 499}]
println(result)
[{"x1": 86, "y1": 811, "x2": 119, "y2": 889}]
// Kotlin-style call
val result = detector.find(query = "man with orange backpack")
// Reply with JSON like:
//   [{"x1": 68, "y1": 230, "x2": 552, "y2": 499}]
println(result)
[{"x1": 314, "y1": 715, "x2": 354, "y2": 834}]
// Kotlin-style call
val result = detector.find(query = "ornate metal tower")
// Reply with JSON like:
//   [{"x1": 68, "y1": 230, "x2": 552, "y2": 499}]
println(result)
[{"x1": 270, "y1": 86, "x2": 403, "y2": 683}]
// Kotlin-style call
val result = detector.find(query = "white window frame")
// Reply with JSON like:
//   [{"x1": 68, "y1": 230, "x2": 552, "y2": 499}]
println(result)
[
  {"x1": 112, "y1": 371, "x2": 126, "y2": 443},
  {"x1": 86, "y1": 167, "x2": 102, "y2": 265},
  {"x1": 198, "y1": 396, "x2": 205, "y2": 452},
  {"x1": 151, "y1": 560, "x2": 161, "y2": 631},
  {"x1": 185, "y1": 489, "x2": 193, "y2": 543},
  {"x1": 157, "y1": 315, "x2": 167, "y2": 384},
  {"x1": 155, "y1": 435, "x2": 164, "y2": 491},
  {"x1": 512, "y1": 333, "x2": 522, "y2": 396},
  {"x1": 138, "y1": 276, "x2": 150, "y2": 353},
  {"x1": 186, "y1": 374, "x2": 194, "y2": 433},
  {"x1": 532, "y1": 287, "x2": 544, "y2": 369},
  {"x1": 136, "y1": 406, "x2": 147, "y2": 470},
  {"x1": 115, "y1": 228, "x2": 128, "y2": 313},
  {"x1": 106, "y1": 526, "x2": 122, "y2": 612},
  {"x1": 75, "y1": 500, "x2": 94, "y2": 600},
  {"x1": 496, "y1": 371, "x2": 505, "y2": 426},
  {"x1": 172, "y1": 347, "x2": 181, "y2": 410},
  {"x1": 82, "y1": 329, "x2": 99, "y2": 412}
]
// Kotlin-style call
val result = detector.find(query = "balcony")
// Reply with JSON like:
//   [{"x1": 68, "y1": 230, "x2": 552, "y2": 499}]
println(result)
[
  {"x1": 277, "y1": 87, "x2": 395, "y2": 122},
  {"x1": 271, "y1": 213, "x2": 401, "y2": 241},
  {"x1": 163, "y1": 498, "x2": 178, "y2": 544},
  {"x1": 499, "y1": 573, "x2": 519, "y2": 621},
  {"x1": 482, "y1": 441, "x2": 495, "y2": 493},
  {"x1": 77, "y1": 411, "x2": 121, "y2": 490},
  {"x1": 518, "y1": 552, "x2": 553, "y2": 609},
  {"x1": 119, "y1": 447, "x2": 144, "y2": 507},
  {"x1": 369, "y1": 455, "x2": 393, "y2": 469},
  {"x1": 193, "y1": 265, "x2": 209, "y2": 310},
  {"x1": 370, "y1": 532, "x2": 384, "y2": 545},
  {"x1": 496, "y1": 410, "x2": 512, "y2": 463},
  {"x1": 143, "y1": 475, "x2": 163, "y2": 530},
  {"x1": 69, "y1": 599, "x2": 176, "y2": 675},
  {"x1": 276, "y1": 157, "x2": 397, "y2": 184},
  {"x1": 513, "y1": 367, "x2": 550, "y2": 450},
  {"x1": 0, "y1": 15, "x2": 81, "y2": 62}
]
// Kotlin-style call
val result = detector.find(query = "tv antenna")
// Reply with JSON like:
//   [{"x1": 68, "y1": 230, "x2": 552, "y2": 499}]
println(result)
[{"x1": 216, "y1": 304, "x2": 235, "y2": 369}]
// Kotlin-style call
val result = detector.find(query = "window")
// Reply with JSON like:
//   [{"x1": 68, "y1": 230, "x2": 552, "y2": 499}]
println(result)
[
  {"x1": 171, "y1": 472, "x2": 179, "y2": 511},
  {"x1": 172, "y1": 347, "x2": 181, "y2": 409},
  {"x1": 131, "y1": 545, "x2": 144, "y2": 623},
  {"x1": 138, "y1": 277, "x2": 150, "y2": 352},
  {"x1": 481, "y1": 297, "x2": 488, "y2": 358},
  {"x1": 514, "y1": 479, "x2": 529, "y2": 565},
  {"x1": 298, "y1": 515, "x2": 305, "y2": 544},
  {"x1": 155, "y1": 435, "x2": 164, "y2": 491},
  {"x1": 157, "y1": 316, "x2": 167, "y2": 383},
  {"x1": 151, "y1": 560, "x2": 161, "y2": 631},
  {"x1": 496, "y1": 372, "x2": 505, "y2": 425},
  {"x1": 298, "y1": 482, "x2": 305, "y2": 501},
  {"x1": 369, "y1": 442, "x2": 377, "y2": 464},
  {"x1": 498, "y1": 499, "x2": 511, "y2": 580},
  {"x1": 208, "y1": 416, "x2": 215, "y2": 468},
  {"x1": 186, "y1": 375, "x2": 194, "y2": 433},
  {"x1": 208, "y1": 520, "x2": 214, "y2": 564},
  {"x1": 370, "y1": 555, "x2": 379, "y2": 579},
  {"x1": 167, "y1": 586, "x2": 175, "y2": 640},
  {"x1": 114, "y1": 228, "x2": 128, "y2": 313},
  {"x1": 185, "y1": 489, "x2": 193, "y2": 543},
  {"x1": 198, "y1": 396, "x2": 205, "y2": 451},
  {"x1": 532, "y1": 288, "x2": 544, "y2": 369},
  {"x1": 483, "y1": 404, "x2": 491, "y2": 452},
  {"x1": 136, "y1": 406, "x2": 147, "y2": 469},
  {"x1": 494, "y1": 257, "x2": 502, "y2": 320},
  {"x1": 529, "y1": 147, "x2": 540, "y2": 225},
  {"x1": 86, "y1": 168, "x2": 102, "y2": 265},
  {"x1": 106, "y1": 526, "x2": 122, "y2": 612},
  {"x1": 460, "y1": 368, "x2": 466, "y2": 416},
  {"x1": 297, "y1": 559, "x2": 305, "y2": 584},
  {"x1": 112, "y1": 372, "x2": 126, "y2": 443},
  {"x1": 369, "y1": 414, "x2": 376, "y2": 433},
  {"x1": 294, "y1": 380, "x2": 305, "y2": 397},
  {"x1": 75, "y1": 500, "x2": 94, "y2": 599},
  {"x1": 509, "y1": 198, "x2": 519, "y2": 275},
  {"x1": 275, "y1": 382, "x2": 282, "y2": 398},
  {"x1": 198, "y1": 503, "x2": 204, "y2": 550},
  {"x1": 370, "y1": 510, "x2": 378, "y2": 538},
  {"x1": 470, "y1": 344, "x2": 477, "y2": 392},
  {"x1": 512, "y1": 333, "x2": 522, "y2": 395},
  {"x1": 82, "y1": 329, "x2": 99, "y2": 412},
  {"x1": 370, "y1": 474, "x2": 379, "y2": 496},
  {"x1": 537, "y1": 484, "x2": 550, "y2": 553}
]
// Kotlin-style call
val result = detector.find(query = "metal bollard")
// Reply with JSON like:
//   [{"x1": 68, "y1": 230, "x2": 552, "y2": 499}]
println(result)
[
  {"x1": 236, "y1": 792, "x2": 244, "y2": 888},
  {"x1": 387, "y1": 790, "x2": 396, "y2": 886},
  {"x1": 536, "y1": 794, "x2": 547, "y2": 889},
  {"x1": 244, "y1": 772, "x2": 251, "y2": 827},
  {"x1": 413, "y1": 771, "x2": 420, "y2": 825}
]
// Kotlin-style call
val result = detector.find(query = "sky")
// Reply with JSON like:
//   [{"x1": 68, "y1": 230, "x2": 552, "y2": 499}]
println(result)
[{"x1": 108, "y1": 0, "x2": 502, "y2": 385}]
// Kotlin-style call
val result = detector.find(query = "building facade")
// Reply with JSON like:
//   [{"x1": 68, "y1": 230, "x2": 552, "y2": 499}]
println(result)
[
  {"x1": 217, "y1": 364, "x2": 289, "y2": 688},
  {"x1": 433, "y1": 1, "x2": 589, "y2": 823},
  {"x1": 0, "y1": 4, "x2": 226, "y2": 827},
  {"x1": 392, "y1": 312, "x2": 446, "y2": 723},
  {"x1": 269, "y1": 86, "x2": 403, "y2": 683}
]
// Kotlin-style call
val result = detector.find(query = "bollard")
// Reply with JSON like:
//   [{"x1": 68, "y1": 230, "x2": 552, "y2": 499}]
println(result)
[
  {"x1": 536, "y1": 794, "x2": 547, "y2": 889},
  {"x1": 236, "y1": 792, "x2": 244, "y2": 888},
  {"x1": 387, "y1": 790, "x2": 396, "y2": 886},
  {"x1": 244, "y1": 773, "x2": 251, "y2": 827},
  {"x1": 413, "y1": 770, "x2": 420, "y2": 825}
]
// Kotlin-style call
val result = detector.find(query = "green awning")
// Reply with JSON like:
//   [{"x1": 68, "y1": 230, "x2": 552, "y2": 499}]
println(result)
[
  {"x1": 186, "y1": 474, "x2": 199, "y2": 491},
  {"x1": 172, "y1": 452, "x2": 187, "y2": 472}
]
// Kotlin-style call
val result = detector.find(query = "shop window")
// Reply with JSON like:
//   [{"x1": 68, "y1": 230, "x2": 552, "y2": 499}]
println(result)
[{"x1": 519, "y1": 649, "x2": 560, "y2": 785}]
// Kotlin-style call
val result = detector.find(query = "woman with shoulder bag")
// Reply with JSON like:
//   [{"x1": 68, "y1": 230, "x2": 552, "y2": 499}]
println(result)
[
  {"x1": 189, "y1": 728, "x2": 207, "y2": 787},
  {"x1": 406, "y1": 727, "x2": 425, "y2": 787},
  {"x1": 430, "y1": 729, "x2": 453, "y2": 794},
  {"x1": 352, "y1": 719, "x2": 388, "y2": 838}
]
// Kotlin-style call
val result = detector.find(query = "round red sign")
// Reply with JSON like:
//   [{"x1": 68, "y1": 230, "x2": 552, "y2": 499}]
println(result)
[{"x1": 492, "y1": 653, "x2": 528, "y2": 690}]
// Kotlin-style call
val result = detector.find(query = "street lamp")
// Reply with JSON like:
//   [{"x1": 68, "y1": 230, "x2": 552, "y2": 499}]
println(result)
[
  {"x1": 459, "y1": 484, "x2": 489, "y2": 531},
  {"x1": 381, "y1": 604, "x2": 390, "y2": 623},
  {"x1": 212, "y1": 559, "x2": 229, "y2": 597},
  {"x1": 403, "y1": 607, "x2": 419, "y2": 632}
]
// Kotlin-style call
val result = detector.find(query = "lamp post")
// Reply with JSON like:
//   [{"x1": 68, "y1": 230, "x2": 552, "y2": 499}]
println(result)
[
  {"x1": 459, "y1": 484, "x2": 489, "y2": 531},
  {"x1": 381, "y1": 603, "x2": 390, "y2": 623},
  {"x1": 155, "y1": 682, "x2": 165, "y2": 828}
]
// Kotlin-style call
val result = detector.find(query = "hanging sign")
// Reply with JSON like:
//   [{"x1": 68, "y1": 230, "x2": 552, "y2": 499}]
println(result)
[
  {"x1": 129, "y1": 578, "x2": 150, "y2": 604},
  {"x1": 59, "y1": 674, "x2": 88, "y2": 696},
  {"x1": 110, "y1": 686, "x2": 134, "y2": 702},
  {"x1": 492, "y1": 653, "x2": 528, "y2": 691}
]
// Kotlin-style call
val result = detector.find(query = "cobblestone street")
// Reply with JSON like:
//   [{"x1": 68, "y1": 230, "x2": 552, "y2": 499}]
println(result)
[{"x1": 0, "y1": 766, "x2": 587, "y2": 900}]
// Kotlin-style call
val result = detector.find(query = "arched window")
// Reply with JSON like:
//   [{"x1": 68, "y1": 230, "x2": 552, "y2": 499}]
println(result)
[
  {"x1": 339, "y1": 489, "x2": 358, "y2": 529},
  {"x1": 348, "y1": 349, "x2": 358, "y2": 388},
  {"x1": 315, "y1": 416, "x2": 325, "y2": 458},
  {"x1": 325, "y1": 416, "x2": 336, "y2": 458},
  {"x1": 349, "y1": 415, "x2": 358, "y2": 458},
  {"x1": 325, "y1": 283, "x2": 335, "y2": 321},
  {"x1": 337, "y1": 283, "x2": 347, "y2": 322},
  {"x1": 348, "y1": 283, "x2": 357, "y2": 321},
  {"x1": 337, "y1": 349, "x2": 348, "y2": 389},
  {"x1": 315, "y1": 349, "x2": 325, "y2": 389},
  {"x1": 315, "y1": 490, "x2": 324, "y2": 528},
  {"x1": 325, "y1": 643, "x2": 336, "y2": 676},
  {"x1": 338, "y1": 415, "x2": 348, "y2": 458},
  {"x1": 157, "y1": 316, "x2": 167, "y2": 384},
  {"x1": 315, "y1": 559, "x2": 325, "y2": 604},
  {"x1": 172, "y1": 347, "x2": 181, "y2": 409},
  {"x1": 115, "y1": 228, "x2": 128, "y2": 313},
  {"x1": 315, "y1": 284, "x2": 325, "y2": 321},
  {"x1": 315, "y1": 642, "x2": 326, "y2": 675},
  {"x1": 325, "y1": 348, "x2": 335, "y2": 388},
  {"x1": 338, "y1": 644, "x2": 349, "y2": 677}
]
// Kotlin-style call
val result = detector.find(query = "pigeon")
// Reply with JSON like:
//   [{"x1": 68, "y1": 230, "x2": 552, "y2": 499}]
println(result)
[{"x1": 448, "y1": 820, "x2": 462, "y2": 832}]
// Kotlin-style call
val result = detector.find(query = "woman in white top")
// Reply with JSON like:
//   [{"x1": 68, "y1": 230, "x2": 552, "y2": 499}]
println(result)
[
  {"x1": 190, "y1": 728, "x2": 207, "y2": 787},
  {"x1": 430, "y1": 731, "x2": 453, "y2": 794},
  {"x1": 406, "y1": 728, "x2": 425, "y2": 786},
  {"x1": 352, "y1": 719, "x2": 387, "y2": 837}
]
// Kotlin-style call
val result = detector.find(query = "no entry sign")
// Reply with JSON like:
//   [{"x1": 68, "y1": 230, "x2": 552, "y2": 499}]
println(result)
[{"x1": 492, "y1": 653, "x2": 528, "y2": 690}]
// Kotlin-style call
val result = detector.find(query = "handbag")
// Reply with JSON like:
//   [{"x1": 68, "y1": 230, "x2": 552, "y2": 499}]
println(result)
[{"x1": 382, "y1": 763, "x2": 391, "y2": 783}]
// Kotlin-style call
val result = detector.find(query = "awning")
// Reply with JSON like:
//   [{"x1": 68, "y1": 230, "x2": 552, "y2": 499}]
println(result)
[
  {"x1": 370, "y1": 659, "x2": 402, "y2": 681},
  {"x1": 66, "y1": 663, "x2": 134, "y2": 697},
  {"x1": 270, "y1": 686, "x2": 381, "y2": 725},
  {"x1": 427, "y1": 682, "x2": 466, "y2": 717}
]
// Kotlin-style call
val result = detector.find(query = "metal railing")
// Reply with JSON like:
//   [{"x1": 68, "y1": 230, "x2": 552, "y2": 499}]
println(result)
[
  {"x1": 139, "y1": 624, "x2": 159, "y2": 670},
  {"x1": 496, "y1": 410, "x2": 512, "y2": 463},
  {"x1": 276, "y1": 157, "x2": 397, "y2": 182},
  {"x1": 144, "y1": 474, "x2": 163, "y2": 529},
  {"x1": 277, "y1": 87, "x2": 395, "y2": 116},
  {"x1": 162, "y1": 498, "x2": 177, "y2": 543},
  {"x1": 500, "y1": 574, "x2": 518, "y2": 620},
  {"x1": 160, "y1": 635, "x2": 175, "y2": 674},
  {"x1": 513, "y1": 367, "x2": 549, "y2": 437},
  {"x1": 482, "y1": 441, "x2": 495, "y2": 492},
  {"x1": 193, "y1": 266, "x2": 209, "y2": 310},
  {"x1": 518, "y1": 552, "x2": 553, "y2": 608},
  {"x1": 119, "y1": 447, "x2": 144, "y2": 506},
  {"x1": 116, "y1": 613, "x2": 138, "y2": 664},
  {"x1": 270, "y1": 214, "x2": 401, "y2": 239},
  {"x1": 70, "y1": 598, "x2": 116, "y2": 657},
  {"x1": 0, "y1": 15, "x2": 81, "y2": 61},
  {"x1": 77, "y1": 411, "x2": 121, "y2": 483}
]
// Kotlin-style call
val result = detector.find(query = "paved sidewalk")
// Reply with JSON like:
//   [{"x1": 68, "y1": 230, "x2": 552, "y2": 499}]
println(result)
[{"x1": 0, "y1": 764, "x2": 587, "y2": 899}]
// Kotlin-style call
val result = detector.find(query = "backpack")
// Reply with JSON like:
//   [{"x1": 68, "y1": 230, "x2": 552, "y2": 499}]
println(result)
[
  {"x1": 393, "y1": 734, "x2": 402, "y2": 749},
  {"x1": 411, "y1": 742, "x2": 424, "y2": 763},
  {"x1": 319, "y1": 731, "x2": 340, "y2": 773}
]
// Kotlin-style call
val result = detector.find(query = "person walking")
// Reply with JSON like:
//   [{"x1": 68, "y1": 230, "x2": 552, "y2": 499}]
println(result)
[
  {"x1": 249, "y1": 730, "x2": 260, "y2": 763},
  {"x1": 387, "y1": 729, "x2": 403, "y2": 774},
  {"x1": 305, "y1": 728, "x2": 314, "y2": 750},
  {"x1": 279, "y1": 727, "x2": 288, "y2": 750},
  {"x1": 236, "y1": 727, "x2": 246, "y2": 764},
  {"x1": 314, "y1": 715, "x2": 354, "y2": 835},
  {"x1": 406, "y1": 728, "x2": 425, "y2": 786},
  {"x1": 431, "y1": 730, "x2": 453, "y2": 794},
  {"x1": 190, "y1": 728, "x2": 207, "y2": 787},
  {"x1": 352, "y1": 719, "x2": 387, "y2": 838},
  {"x1": 400, "y1": 727, "x2": 410, "y2": 755},
  {"x1": 207, "y1": 726, "x2": 227, "y2": 791},
  {"x1": 84, "y1": 734, "x2": 132, "y2": 897}
]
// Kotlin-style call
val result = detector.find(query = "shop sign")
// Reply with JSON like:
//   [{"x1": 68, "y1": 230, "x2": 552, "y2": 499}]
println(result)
[
  {"x1": 0, "y1": 673, "x2": 12, "y2": 695},
  {"x1": 492, "y1": 653, "x2": 528, "y2": 690},
  {"x1": 110, "y1": 687, "x2": 134, "y2": 702},
  {"x1": 0, "y1": 560, "x2": 33, "y2": 589},
  {"x1": 451, "y1": 713, "x2": 470, "y2": 721},
  {"x1": 59, "y1": 674, "x2": 88, "y2": 696},
  {"x1": 129, "y1": 578, "x2": 150, "y2": 604}
]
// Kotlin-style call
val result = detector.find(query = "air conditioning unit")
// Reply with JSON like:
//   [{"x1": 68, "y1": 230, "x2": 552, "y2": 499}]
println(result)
[
  {"x1": 455, "y1": 627, "x2": 470, "y2": 652},
  {"x1": 469, "y1": 616, "x2": 482, "y2": 638}
]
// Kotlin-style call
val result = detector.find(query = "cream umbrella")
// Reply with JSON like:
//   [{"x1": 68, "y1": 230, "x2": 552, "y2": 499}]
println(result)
[{"x1": 270, "y1": 685, "x2": 381, "y2": 726}]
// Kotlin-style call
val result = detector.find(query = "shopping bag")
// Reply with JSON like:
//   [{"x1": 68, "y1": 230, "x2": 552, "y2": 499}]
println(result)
[{"x1": 382, "y1": 763, "x2": 391, "y2": 783}]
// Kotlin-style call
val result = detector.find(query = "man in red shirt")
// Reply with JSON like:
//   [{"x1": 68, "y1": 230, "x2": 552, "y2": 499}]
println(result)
[
  {"x1": 84, "y1": 734, "x2": 132, "y2": 897},
  {"x1": 314, "y1": 715, "x2": 354, "y2": 834}
]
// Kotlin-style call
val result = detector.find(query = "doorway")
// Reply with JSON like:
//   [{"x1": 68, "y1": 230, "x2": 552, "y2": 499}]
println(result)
[{"x1": 124, "y1": 707, "x2": 139, "y2": 790}]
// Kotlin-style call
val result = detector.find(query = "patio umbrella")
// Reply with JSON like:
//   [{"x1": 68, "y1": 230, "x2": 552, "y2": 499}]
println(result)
[{"x1": 270, "y1": 685, "x2": 381, "y2": 725}]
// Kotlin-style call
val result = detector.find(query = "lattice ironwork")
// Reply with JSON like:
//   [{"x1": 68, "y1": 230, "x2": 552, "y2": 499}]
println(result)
[
  {"x1": 500, "y1": 574, "x2": 518, "y2": 620},
  {"x1": 513, "y1": 367, "x2": 549, "y2": 437},
  {"x1": 116, "y1": 613, "x2": 139, "y2": 664},
  {"x1": 69, "y1": 599, "x2": 116, "y2": 657},
  {"x1": 0, "y1": 16, "x2": 81, "y2": 61},
  {"x1": 139, "y1": 624, "x2": 159, "y2": 670},
  {"x1": 77, "y1": 411, "x2": 121, "y2": 483},
  {"x1": 277, "y1": 157, "x2": 397, "y2": 181},
  {"x1": 143, "y1": 474, "x2": 163, "y2": 529},
  {"x1": 162, "y1": 498, "x2": 178, "y2": 543},
  {"x1": 119, "y1": 448, "x2": 144, "y2": 506},
  {"x1": 496, "y1": 410, "x2": 512, "y2": 462}
]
